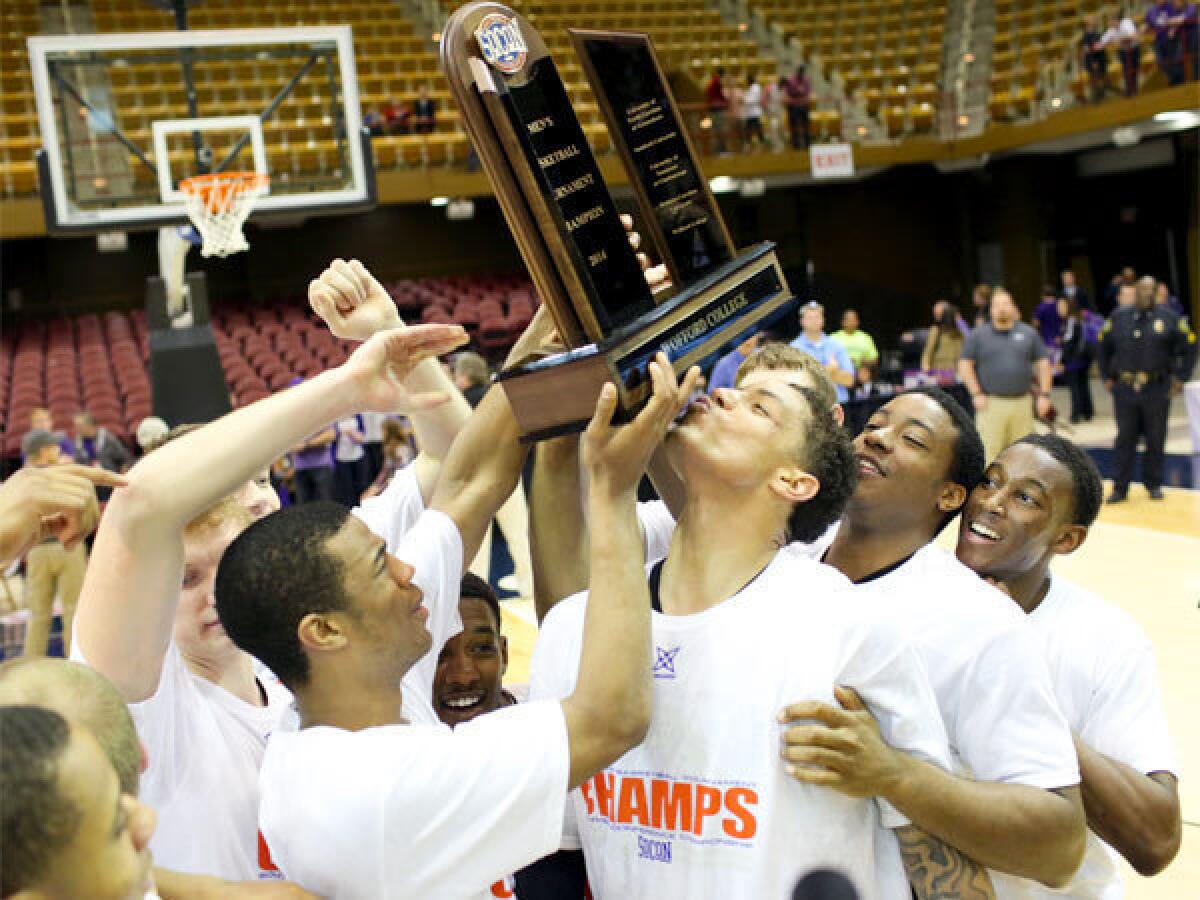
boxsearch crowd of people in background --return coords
[363,84,438,137]
[704,64,812,154]
[1081,1,1199,102]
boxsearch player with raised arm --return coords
[71,324,469,881]
[955,434,1181,896]
[211,356,699,898]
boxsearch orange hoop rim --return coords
[179,171,269,212]
[178,171,269,195]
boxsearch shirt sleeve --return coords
[960,330,980,362]
[864,334,879,363]
[1080,638,1177,776]
[955,623,1080,789]
[637,500,676,565]
[836,608,952,829]
[395,509,465,714]
[352,462,425,553]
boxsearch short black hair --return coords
[459,572,502,631]
[786,386,857,544]
[0,705,81,896]
[215,502,353,690]
[903,387,986,530]
[1014,434,1103,527]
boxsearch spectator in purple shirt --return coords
[1033,284,1064,347]
[286,379,336,504]
[779,65,812,150]
[708,332,762,392]
[1147,1,1185,84]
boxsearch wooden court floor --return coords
[500,486,1199,896]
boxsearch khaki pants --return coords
[23,541,86,658]
[976,393,1035,463]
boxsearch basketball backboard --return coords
[28,26,375,233]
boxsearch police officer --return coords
[1098,279,1197,502]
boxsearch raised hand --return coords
[341,324,469,413]
[0,464,128,562]
[582,352,702,497]
[504,303,565,368]
[309,258,403,341]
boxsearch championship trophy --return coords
[441,3,797,440]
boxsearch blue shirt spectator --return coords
[789,302,855,402]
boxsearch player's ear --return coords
[769,466,819,506]
[499,634,509,675]
[1051,524,1087,557]
[297,612,349,655]
[937,482,967,516]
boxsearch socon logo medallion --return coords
[475,13,527,75]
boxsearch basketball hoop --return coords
[178,171,268,257]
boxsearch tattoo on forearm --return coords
[897,826,995,900]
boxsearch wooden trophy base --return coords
[498,242,795,442]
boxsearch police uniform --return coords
[1098,304,1198,499]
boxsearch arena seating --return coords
[443,0,784,148]
[989,0,1165,121]
[745,0,944,137]
[0,0,791,197]
[0,273,536,458]
[0,0,41,195]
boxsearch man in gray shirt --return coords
[959,288,1053,460]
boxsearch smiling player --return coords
[956,434,1181,897]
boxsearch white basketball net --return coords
[179,172,268,258]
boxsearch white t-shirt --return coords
[260,701,569,900]
[796,543,1079,789]
[74,640,294,880]
[741,82,763,118]
[991,577,1178,900]
[530,552,951,900]
[637,505,1077,788]
[335,417,365,463]
[1102,17,1138,46]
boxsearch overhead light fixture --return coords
[957,114,970,126]
[709,176,738,194]
[1153,111,1199,127]
[430,196,449,207]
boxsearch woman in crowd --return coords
[921,302,965,375]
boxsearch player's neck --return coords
[298,680,405,732]
[182,648,263,707]
[661,495,781,615]
[1001,561,1053,616]
[826,511,933,583]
